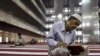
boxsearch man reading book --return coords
[46,13,88,56]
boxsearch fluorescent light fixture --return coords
[83,15,92,19]
[69,9,70,12]
[63,8,68,13]
[45,31,49,35]
[77,9,80,12]
[64,16,68,20]
[51,15,56,18]
[94,23,99,27]
[86,22,90,26]
[46,17,55,21]
[83,16,87,19]
[77,8,80,12]
[6,37,8,42]
[50,10,53,13]
[82,22,90,27]
[79,2,82,5]
[57,14,63,20]
[76,31,82,35]
[82,0,90,4]
[75,7,80,12]
[0,37,2,42]
[65,9,68,12]
[82,23,85,27]
[45,24,53,28]
[83,37,88,43]
[38,39,44,42]
[46,10,49,13]
[57,14,62,18]
[46,9,54,13]
[87,16,92,18]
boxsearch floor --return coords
[0,44,99,56]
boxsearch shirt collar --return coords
[61,21,66,32]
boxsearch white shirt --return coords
[46,21,76,48]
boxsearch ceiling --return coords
[0,0,99,36]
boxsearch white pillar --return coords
[82,0,99,43]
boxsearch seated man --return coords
[46,13,88,56]
[15,33,25,46]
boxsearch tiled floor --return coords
[88,45,100,56]
[0,44,48,56]
[0,44,99,56]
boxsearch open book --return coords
[67,45,84,55]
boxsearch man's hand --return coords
[57,42,68,48]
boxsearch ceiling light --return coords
[50,10,53,13]
[82,0,90,4]
[63,8,68,13]
[68,9,70,12]
[45,24,53,28]
[83,38,88,43]
[45,31,49,35]
[57,14,63,19]
[51,15,56,18]
[76,31,82,35]
[64,16,68,20]
[82,22,91,27]
[79,2,82,5]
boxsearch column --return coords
[82,0,99,43]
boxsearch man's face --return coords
[66,19,80,31]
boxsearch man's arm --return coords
[46,23,58,48]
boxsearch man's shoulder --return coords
[71,29,76,34]
[53,21,64,26]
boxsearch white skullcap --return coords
[71,13,81,21]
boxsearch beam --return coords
[40,0,46,12]
[12,0,45,27]
[31,0,46,21]
[0,10,43,35]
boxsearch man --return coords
[46,14,88,56]
[15,33,25,46]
